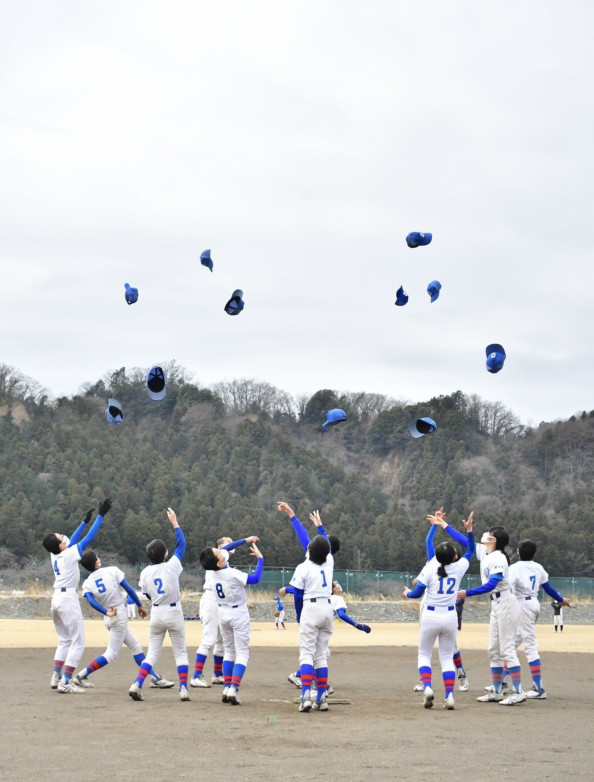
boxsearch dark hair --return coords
[518,539,537,561]
[42,533,61,555]
[199,547,220,571]
[146,539,167,564]
[435,542,457,579]
[328,535,341,555]
[80,550,99,572]
[308,535,330,566]
[489,526,511,564]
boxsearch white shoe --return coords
[525,685,547,700]
[222,686,231,703]
[484,684,511,696]
[190,676,211,688]
[129,682,144,701]
[423,687,434,709]
[150,677,175,689]
[179,685,191,701]
[326,684,334,696]
[211,675,225,685]
[50,672,60,690]
[288,673,302,688]
[299,689,312,712]
[73,674,94,688]
[57,679,86,693]
[228,686,241,705]
[500,690,527,706]
[312,693,328,711]
[477,690,504,702]
[413,681,424,692]
[444,693,455,710]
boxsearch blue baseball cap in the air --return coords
[322,409,347,428]
[486,344,506,373]
[408,417,437,438]
[427,280,441,302]
[200,249,213,272]
[124,283,138,305]
[106,399,124,425]
[406,232,432,248]
[395,286,409,306]
[146,366,167,401]
[224,289,245,316]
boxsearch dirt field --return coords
[1,620,592,782]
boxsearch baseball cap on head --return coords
[322,408,347,428]
[395,285,409,306]
[408,417,437,438]
[406,232,432,248]
[124,283,138,305]
[146,366,167,401]
[427,281,441,302]
[224,289,244,315]
[106,398,124,425]
[486,343,506,373]
[200,249,213,272]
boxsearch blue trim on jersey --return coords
[542,581,564,603]
[336,607,358,627]
[425,525,437,560]
[407,582,427,599]
[293,587,304,622]
[466,573,503,597]
[174,527,186,561]
[121,578,142,607]
[246,557,264,585]
[84,591,108,616]
[74,512,106,555]
[290,515,310,552]
[463,531,476,561]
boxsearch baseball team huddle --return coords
[42,498,570,712]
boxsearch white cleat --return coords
[477,690,504,702]
[150,677,175,689]
[312,693,328,711]
[50,672,60,690]
[423,687,434,709]
[500,690,527,706]
[458,677,469,692]
[222,686,231,703]
[211,675,225,685]
[444,693,455,710]
[228,687,241,705]
[525,685,547,700]
[129,682,144,701]
[287,673,302,688]
[190,676,211,688]
[179,685,191,702]
[73,675,94,688]
[413,681,424,692]
[299,689,312,712]
[57,679,86,694]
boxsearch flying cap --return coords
[146,366,167,401]
[427,280,441,302]
[106,398,124,426]
[408,417,437,438]
[124,283,138,305]
[322,409,347,428]
[200,249,213,272]
[486,343,506,373]
[224,289,244,316]
[395,285,409,306]
[406,232,432,248]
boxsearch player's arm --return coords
[70,509,95,546]
[76,499,113,553]
[462,530,476,562]
[458,573,503,599]
[542,581,570,606]
[335,607,371,633]
[278,502,310,551]
[220,536,259,552]
[425,525,437,560]
[292,587,304,623]
[245,543,264,584]
[167,509,186,560]
[281,585,295,595]
[403,581,427,599]
[84,591,110,616]
[309,511,330,543]
[121,578,142,607]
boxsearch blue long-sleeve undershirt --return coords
[293,587,304,622]
[425,526,437,559]
[290,516,330,552]
[246,557,264,585]
[221,538,248,552]
[173,527,186,561]
[406,582,427,599]
[463,531,476,561]
[283,585,296,595]
[336,607,358,627]
[466,573,503,597]
[70,521,87,546]
[542,581,564,603]
[121,578,141,606]
[84,592,109,616]
[72,513,106,555]
[445,524,468,548]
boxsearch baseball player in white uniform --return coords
[129,508,190,702]
[458,526,526,705]
[404,517,475,710]
[191,536,259,689]
[72,550,174,690]
[199,540,264,705]
[509,539,570,699]
[42,499,112,693]
[289,534,334,712]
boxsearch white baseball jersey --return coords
[51,545,82,590]
[201,569,218,604]
[290,554,334,599]
[213,566,249,607]
[139,555,183,605]
[476,543,511,590]
[416,558,470,607]
[330,594,347,615]
[82,566,127,609]
[508,560,550,598]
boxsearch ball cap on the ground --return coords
[406,232,432,248]
[106,398,124,425]
[408,417,437,438]
[146,366,167,401]
[427,280,441,302]
[124,283,138,305]
[395,285,409,306]
[200,249,213,272]
[322,408,347,427]
[224,289,245,315]
[486,343,506,373]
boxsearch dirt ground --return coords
[1,620,592,782]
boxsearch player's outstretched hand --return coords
[245,535,259,544]
[277,502,294,517]
[427,507,446,528]
[98,498,113,517]
[457,589,467,600]
[463,511,474,532]
[561,598,571,607]
[83,508,95,524]
[309,510,322,528]
[250,542,263,559]
[356,623,371,633]
[167,507,179,527]
[138,606,148,619]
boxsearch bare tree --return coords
[212,378,297,417]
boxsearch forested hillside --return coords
[1,363,593,578]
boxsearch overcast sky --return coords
[1,1,593,427]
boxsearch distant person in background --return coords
[274,595,286,629]
[552,600,564,632]
[126,592,137,620]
